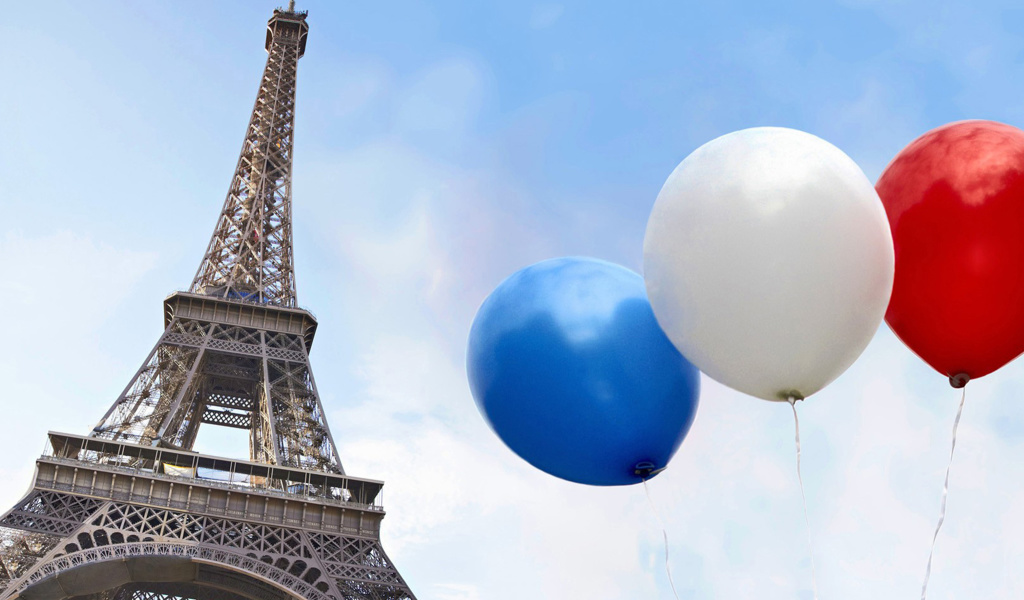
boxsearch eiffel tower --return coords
[0,5,416,600]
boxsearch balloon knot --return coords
[778,390,805,402]
[634,461,666,479]
[949,373,970,389]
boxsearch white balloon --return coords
[643,127,894,402]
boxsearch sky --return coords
[4,1,1024,598]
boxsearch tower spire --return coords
[190,9,309,307]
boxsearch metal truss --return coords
[92,317,342,473]
[0,455,415,600]
[0,5,417,600]
[190,7,307,307]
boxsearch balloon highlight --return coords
[643,127,894,401]
[877,120,1024,382]
[466,257,700,486]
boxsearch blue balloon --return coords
[467,257,700,486]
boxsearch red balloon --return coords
[877,120,1024,383]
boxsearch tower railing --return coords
[42,432,384,510]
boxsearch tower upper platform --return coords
[267,6,309,58]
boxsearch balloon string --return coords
[920,386,967,600]
[642,478,681,600]
[789,397,819,600]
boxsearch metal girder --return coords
[189,8,305,308]
[201,407,252,429]
[91,314,343,473]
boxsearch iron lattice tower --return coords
[0,7,416,600]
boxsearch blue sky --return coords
[5,1,1024,599]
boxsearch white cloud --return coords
[0,230,157,511]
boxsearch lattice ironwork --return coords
[202,408,252,429]
[16,542,334,600]
[307,532,411,597]
[94,503,313,559]
[0,478,413,598]
[267,359,338,472]
[1,5,415,600]
[189,7,306,308]
[92,339,203,446]
[206,392,256,410]
[0,491,104,536]
[91,312,340,470]
[0,491,103,592]
[0,528,62,591]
